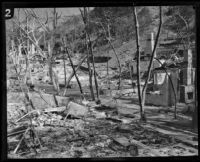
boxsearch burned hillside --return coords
[5,6,198,159]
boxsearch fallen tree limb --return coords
[8,125,28,136]
[13,127,30,154]
[16,106,66,123]
[8,129,26,137]
[15,110,40,123]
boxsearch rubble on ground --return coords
[7,92,198,158]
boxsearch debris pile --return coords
[7,95,198,158]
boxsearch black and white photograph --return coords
[2,3,198,159]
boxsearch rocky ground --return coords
[7,86,198,158]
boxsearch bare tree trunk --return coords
[47,42,53,83]
[141,6,162,112]
[63,53,67,86]
[43,31,46,49]
[107,58,111,90]
[52,69,60,94]
[26,14,33,86]
[88,37,100,101]
[61,41,67,87]
[80,8,95,101]
[53,8,56,30]
[63,55,87,96]
[192,50,197,129]
[24,13,29,85]
[47,41,60,94]
[132,5,144,121]
[50,8,60,94]
[86,7,100,102]
[86,40,95,101]
[66,46,83,95]
[85,32,95,100]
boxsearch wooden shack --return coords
[145,68,179,106]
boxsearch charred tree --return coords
[80,8,96,101]
[65,55,87,89]
[141,6,163,118]
[132,5,144,121]
[86,8,100,103]
[65,45,83,95]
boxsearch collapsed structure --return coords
[129,32,196,106]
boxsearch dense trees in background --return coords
[65,6,194,54]
[7,6,195,56]
[163,6,195,49]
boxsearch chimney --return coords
[181,49,193,85]
[144,32,155,57]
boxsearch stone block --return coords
[64,101,88,118]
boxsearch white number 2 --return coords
[5,9,11,18]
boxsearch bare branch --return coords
[29,9,49,33]
[12,20,46,58]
